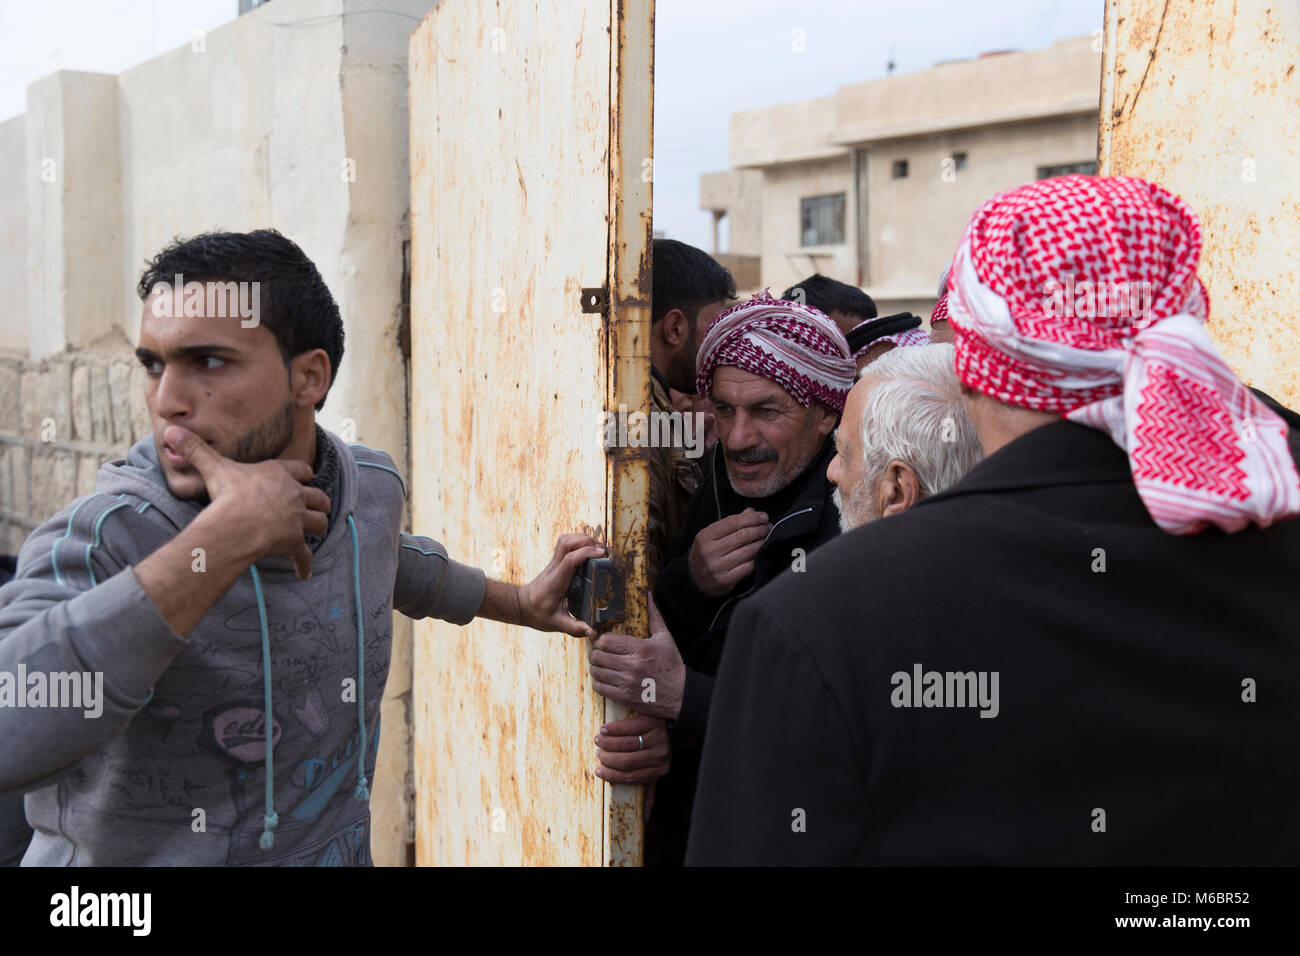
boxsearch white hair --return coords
[857,343,981,497]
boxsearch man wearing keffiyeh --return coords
[929,263,955,344]
[587,290,853,865]
[687,175,1300,866]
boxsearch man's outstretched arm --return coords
[395,532,604,638]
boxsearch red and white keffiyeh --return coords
[696,289,855,414]
[930,293,950,326]
[948,174,1300,535]
[873,326,932,351]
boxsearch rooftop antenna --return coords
[886,43,896,75]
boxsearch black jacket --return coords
[686,418,1300,865]
[647,436,841,865]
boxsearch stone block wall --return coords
[0,343,147,554]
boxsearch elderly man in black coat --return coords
[588,290,856,865]
[686,175,1300,865]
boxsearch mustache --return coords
[726,448,778,465]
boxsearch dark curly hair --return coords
[137,229,344,411]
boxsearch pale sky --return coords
[0,0,1103,250]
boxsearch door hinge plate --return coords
[580,286,609,315]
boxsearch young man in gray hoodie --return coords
[0,229,602,866]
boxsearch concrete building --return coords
[700,35,1103,321]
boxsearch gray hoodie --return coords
[0,428,485,865]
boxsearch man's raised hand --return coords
[687,507,771,597]
[164,424,329,580]
[516,533,606,638]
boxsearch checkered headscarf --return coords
[930,293,950,326]
[948,174,1300,534]
[696,290,855,414]
[873,326,932,351]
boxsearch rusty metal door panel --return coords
[409,0,652,865]
[1100,0,1300,407]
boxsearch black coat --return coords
[647,436,841,865]
[686,417,1300,865]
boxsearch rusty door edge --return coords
[603,0,655,867]
[1097,0,1121,175]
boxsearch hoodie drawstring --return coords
[253,512,369,851]
[249,564,278,850]
[346,514,369,802]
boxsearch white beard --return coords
[832,482,879,533]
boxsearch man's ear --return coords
[814,404,838,438]
[291,349,332,409]
[876,460,923,518]
[658,308,688,348]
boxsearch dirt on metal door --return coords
[408,0,653,865]
[1099,0,1300,407]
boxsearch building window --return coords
[892,159,909,179]
[800,193,846,246]
[1037,161,1098,179]
[952,151,967,171]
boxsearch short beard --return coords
[229,399,297,463]
[725,429,822,499]
[169,399,296,503]
[666,323,699,394]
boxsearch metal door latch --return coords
[566,557,624,628]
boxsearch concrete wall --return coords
[757,154,856,294]
[0,118,28,353]
[730,95,840,168]
[713,253,761,290]
[0,0,433,866]
[699,168,762,255]
[26,71,123,359]
[862,112,1098,299]
[837,35,1102,142]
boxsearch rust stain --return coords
[636,219,654,298]
[1128,0,1172,122]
